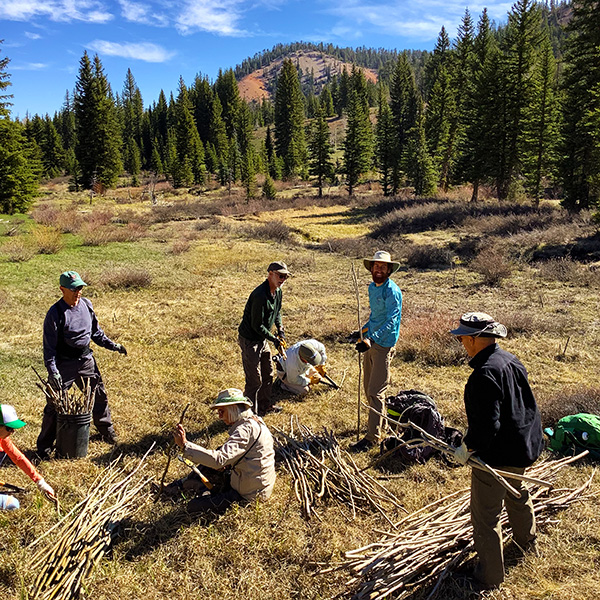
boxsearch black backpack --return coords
[382,390,462,464]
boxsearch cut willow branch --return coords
[274,418,406,525]
[325,453,593,600]
[29,447,155,600]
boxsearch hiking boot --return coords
[101,431,119,445]
[349,438,374,453]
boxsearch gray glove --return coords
[115,344,127,356]
[48,372,62,391]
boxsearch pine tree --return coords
[208,95,228,181]
[308,107,334,197]
[0,42,41,213]
[150,138,163,175]
[405,100,437,197]
[342,89,373,195]
[320,86,335,117]
[173,77,205,186]
[497,0,544,199]
[214,69,241,138]
[237,102,256,199]
[74,52,123,189]
[121,69,143,184]
[262,174,277,199]
[375,87,395,196]
[389,54,419,193]
[560,0,600,210]
[522,30,559,202]
[274,59,307,179]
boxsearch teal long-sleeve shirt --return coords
[238,280,282,343]
[365,278,402,348]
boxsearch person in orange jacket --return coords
[0,404,55,510]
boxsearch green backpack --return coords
[546,413,600,459]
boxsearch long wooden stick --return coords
[157,402,190,498]
[351,263,363,442]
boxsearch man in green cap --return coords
[238,261,290,416]
[172,388,276,514]
[37,271,128,458]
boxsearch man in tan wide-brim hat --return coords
[172,388,276,514]
[350,251,403,452]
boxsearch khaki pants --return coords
[470,466,536,586]
[363,342,393,443]
[238,335,273,415]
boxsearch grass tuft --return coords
[32,226,64,254]
[99,267,152,289]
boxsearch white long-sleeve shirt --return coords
[279,339,327,386]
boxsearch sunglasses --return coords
[276,273,288,280]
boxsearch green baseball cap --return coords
[59,271,87,290]
[0,404,27,429]
[210,388,252,409]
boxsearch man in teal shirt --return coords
[351,251,403,452]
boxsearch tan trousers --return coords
[470,466,536,586]
[363,342,393,443]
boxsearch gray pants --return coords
[363,342,394,443]
[471,466,536,586]
[238,335,273,416]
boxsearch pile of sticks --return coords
[29,449,154,600]
[325,453,594,600]
[33,367,95,415]
[274,420,406,526]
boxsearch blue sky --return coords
[1,0,513,118]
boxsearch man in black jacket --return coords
[38,271,127,458]
[451,312,543,589]
[238,262,289,416]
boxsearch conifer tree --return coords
[74,52,123,189]
[375,88,395,196]
[274,59,307,179]
[0,42,41,213]
[190,74,213,143]
[559,0,600,210]
[405,100,437,197]
[320,86,335,117]
[173,77,205,186]
[308,107,334,197]
[121,69,143,184]
[214,69,241,138]
[522,31,559,202]
[208,95,228,181]
[265,126,281,180]
[389,54,419,193]
[262,174,277,199]
[237,102,257,198]
[342,89,373,195]
[150,138,163,175]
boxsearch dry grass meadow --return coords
[1,180,599,600]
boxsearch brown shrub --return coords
[99,267,152,290]
[324,237,381,258]
[80,223,146,246]
[537,258,581,283]
[1,238,35,262]
[32,226,64,254]
[538,387,600,428]
[405,245,452,269]
[498,310,575,337]
[245,220,293,243]
[396,309,466,366]
[170,239,191,254]
[470,246,513,286]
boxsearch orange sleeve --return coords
[0,437,42,483]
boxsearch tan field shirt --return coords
[183,415,276,501]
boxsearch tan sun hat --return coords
[363,251,400,274]
[210,388,252,409]
[298,341,323,366]
[450,312,507,338]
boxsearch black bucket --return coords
[56,412,92,458]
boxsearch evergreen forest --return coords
[1,0,599,214]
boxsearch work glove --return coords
[315,364,327,376]
[355,339,371,353]
[37,478,55,499]
[309,373,322,385]
[115,344,127,356]
[454,442,475,466]
[48,372,62,391]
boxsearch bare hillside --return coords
[238,49,377,102]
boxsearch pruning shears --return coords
[177,455,214,490]
[0,481,29,494]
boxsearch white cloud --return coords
[86,40,176,62]
[175,0,249,36]
[12,62,49,70]
[0,0,113,23]
[118,0,169,26]
[25,31,42,39]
